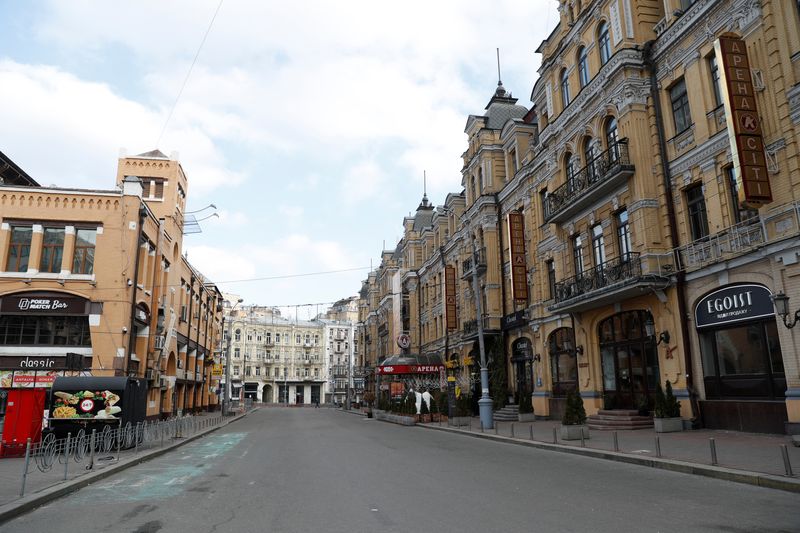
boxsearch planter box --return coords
[373,410,416,426]
[654,417,683,433]
[560,424,589,441]
[449,416,471,427]
[518,412,536,422]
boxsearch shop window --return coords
[670,78,692,134]
[598,22,611,65]
[72,228,97,275]
[6,225,32,272]
[0,315,91,346]
[548,328,577,397]
[686,184,709,241]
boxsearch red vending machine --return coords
[1,389,46,457]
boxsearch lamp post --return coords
[223,298,244,416]
[771,292,800,329]
[471,238,494,430]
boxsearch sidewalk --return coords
[0,408,253,524]
[417,416,800,493]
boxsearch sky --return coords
[0,0,559,317]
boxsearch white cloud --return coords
[215,209,249,227]
[278,205,304,219]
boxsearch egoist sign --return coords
[695,284,774,328]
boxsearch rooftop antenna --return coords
[496,47,502,87]
[424,170,427,196]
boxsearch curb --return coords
[419,423,800,494]
[0,409,254,525]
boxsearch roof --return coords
[412,208,435,231]
[135,149,169,159]
[0,150,40,187]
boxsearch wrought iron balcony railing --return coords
[554,253,641,304]
[676,217,765,272]
[544,139,634,223]
[462,247,487,279]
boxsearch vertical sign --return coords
[715,33,772,208]
[507,212,529,302]
[445,265,457,331]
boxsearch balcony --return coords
[461,247,487,280]
[548,252,676,313]
[544,139,634,224]
[462,316,501,339]
[676,203,800,274]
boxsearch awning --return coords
[376,353,444,375]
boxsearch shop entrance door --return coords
[295,385,304,405]
[599,311,659,410]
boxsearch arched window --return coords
[477,168,484,194]
[560,68,571,108]
[598,22,611,65]
[564,152,575,190]
[584,137,596,182]
[234,329,241,342]
[605,116,619,161]
[578,46,590,88]
[548,328,578,397]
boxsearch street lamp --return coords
[644,316,671,345]
[771,292,800,328]
[470,237,494,430]
[223,298,244,416]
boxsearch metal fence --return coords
[15,414,226,500]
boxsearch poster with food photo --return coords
[0,371,13,388]
[52,390,122,419]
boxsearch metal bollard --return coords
[655,435,661,458]
[511,423,515,439]
[552,427,557,444]
[529,425,533,440]
[20,438,32,497]
[613,431,619,452]
[709,438,718,465]
[64,433,72,480]
[780,444,794,477]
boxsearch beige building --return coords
[358,0,800,434]
[0,149,223,421]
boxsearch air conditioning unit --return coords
[145,368,158,381]
[159,376,168,389]
[154,336,166,350]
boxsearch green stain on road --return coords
[74,432,247,503]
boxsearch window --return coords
[314,368,319,377]
[477,168,484,194]
[540,189,549,218]
[274,367,280,377]
[233,347,241,358]
[142,178,165,200]
[255,367,261,376]
[234,329,241,342]
[73,229,96,275]
[670,79,692,134]
[584,138,596,182]
[560,69,571,108]
[6,225,32,272]
[578,46,589,87]
[605,116,618,159]
[617,210,632,259]
[680,0,696,9]
[245,366,251,376]
[709,55,722,107]
[265,333,271,344]
[40,227,65,273]
[598,22,611,65]
[546,260,556,300]
[276,333,281,344]
[572,235,585,275]
[247,333,253,342]
[726,166,759,223]
[592,224,606,267]
[564,153,575,192]
[296,334,301,344]
[233,366,240,376]
[0,315,91,346]
[314,334,319,345]
[686,184,709,241]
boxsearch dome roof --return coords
[484,82,528,129]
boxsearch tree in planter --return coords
[664,381,681,418]
[562,391,587,425]
[362,391,376,408]
[654,383,667,418]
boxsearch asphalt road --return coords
[3,408,800,533]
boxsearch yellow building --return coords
[0,149,223,421]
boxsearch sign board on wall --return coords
[695,284,774,329]
[445,265,457,331]
[507,212,528,302]
[714,33,772,208]
[0,294,89,314]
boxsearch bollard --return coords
[88,429,96,470]
[780,444,794,477]
[529,425,533,441]
[64,433,72,480]
[20,438,32,497]
[552,427,557,444]
[709,437,718,466]
[511,423,515,439]
[613,431,619,453]
[655,435,661,458]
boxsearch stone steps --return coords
[587,409,653,430]
[493,404,519,421]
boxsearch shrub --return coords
[562,391,586,426]
[362,391,375,407]
[664,381,681,418]
[654,383,667,418]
